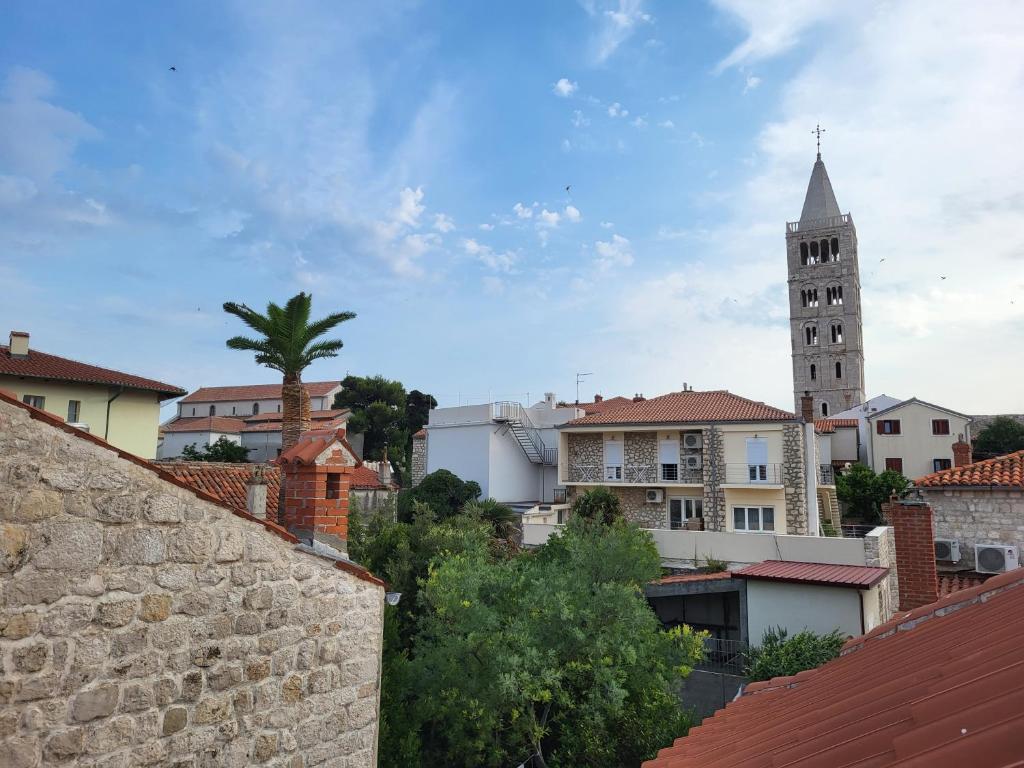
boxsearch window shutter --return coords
[876,421,884,435]
[745,438,768,465]
[604,440,623,466]
[659,439,679,465]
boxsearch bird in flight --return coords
[879,258,885,263]
[940,276,947,280]
[169,66,177,72]
[565,185,571,193]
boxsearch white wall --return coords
[834,394,902,464]
[830,426,859,463]
[868,401,971,479]
[746,580,866,644]
[157,430,241,459]
[488,426,543,502]
[178,395,334,418]
[425,423,493,497]
[240,431,282,463]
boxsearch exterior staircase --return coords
[492,402,556,465]
[817,486,842,535]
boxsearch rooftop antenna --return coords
[575,372,593,404]
[812,123,826,161]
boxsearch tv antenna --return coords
[575,372,593,404]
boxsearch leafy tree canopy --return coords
[396,469,481,522]
[974,416,1024,459]
[745,626,845,682]
[570,486,623,525]
[180,436,250,463]
[836,464,909,524]
[406,389,437,436]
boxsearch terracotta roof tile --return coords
[274,428,360,466]
[240,410,349,433]
[413,428,427,439]
[179,381,340,404]
[577,396,634,415]
[0,344,185,397]
[732,560,889,588]
[161,462,281,518]
[915,450,1024,489]
[643,567,1024,768]
[655,571,732,585]
[814,417,859,433]
[566,390,796,426]
[939,572,990,597]
[161,416,247,434]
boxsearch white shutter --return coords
[745,438,768,465]
[604,440,623,466]
[658,439,679,465]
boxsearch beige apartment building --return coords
[866,398,971,480]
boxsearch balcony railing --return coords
[567,464,703,485]
[819,464,835,485]
[722,463,783,484]
[786,213,851,233]
[696,637,749,675]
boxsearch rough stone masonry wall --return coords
[926,488,1024,570]
[782,425,808,535]
[863,526,898,625]
[410,436,427,487]
[623,432,657,473]
[0,398,384,768]
[701,428,725,532]
[611,487,665,529]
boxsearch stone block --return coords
[3,736,39,768]
[254,731,279,762]
[282,674,303,703]
[113,528,166,565]
[180,670,203,701]
[94,493,140,523]
[154,677,178,706]
[44,728,85,761]
[155,565,196,591]
[168,527,211,564]
[162,707,188,736]
[1,611,40,640]
[234,613,261,635]
[121,682,154,712]
[8,489,61,522]
[33,519,103,571]
[215,529,245,563]
[13,641,48,673]
[144,493,185,523]
[95,595,137,628]
[140,593,172,623]
[0,523,29,573]
[193,696,231,724]
[71,683,120,722]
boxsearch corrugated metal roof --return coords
[732,560,889,588]
[643,567,1024,768]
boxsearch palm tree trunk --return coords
[281,374,312,451]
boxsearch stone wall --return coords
[701,427,725,532]
[0,397,384,768]
[612,487,665,529]
[623,432,656,472]
[782,425,808,535]
[410,435,427,487]
[924,487,1024,570]
[863,526,898,624]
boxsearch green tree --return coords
[180,436,251,463]
[836,463,909,524]
[974,416,1024,459]
[223,292,354,451]
[744,626,845,682]
[396,469,481,522]
[570,486,623,525]
[462,498,519,541]
[400,517,703,767]
[406,389,437,437]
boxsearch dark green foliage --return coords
[462,498,519,541]
[396,469,481,522]
[836,463,909,524]
[405,389,437,436]
[974,416,1024,459]
[180,436,250,463]
[744,626,845,682]
[701,555,728,573]
[570,486,623,525]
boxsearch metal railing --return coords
[567,464,603,483]
[786,213,852,233]
[697,637,749,675]
[819,464,835,485]
[722,463,783,484]
[492,401,555,465]
[567,464,704,484]
[841,524,878,539]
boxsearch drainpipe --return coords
[105,386,124,441]
[801,393,820,536]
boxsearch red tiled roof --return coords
[161,416,247,434]
[732,560,889,588]
[275,428,358,466]
[577,396,634,415]
[0,344,185,398]
[566,390,796,426]
[240,410,349,433]
[179,381,340,404]
[241,408,349,424]
[643,566,1024,768]
[413,428,427,439]
[655,571,732,585]
[814,417,859,433]
[939,572,990,597]
[915,449,1024,489]
[161,462,282,518]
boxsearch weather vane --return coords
[812,124,826,159]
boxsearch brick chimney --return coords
[883,494,939,611]
[632,393,645,402]
[9,331,29,358]
[800,391,815,424]
[593,394,603,403]
[246,464,268,520]
[275,428,356,554]
[952,435,972,468]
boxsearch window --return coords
[805,325,818,346]
[885,457,904,473]
[604,439,623,481]
[835,361,842,379]
[67,400,81,422]
[831,324,843,344]
[809,241,819,262]
[191,407,196,416]
[801,288,819,308]
[659,438,679,481]
[277,404,282,412]
[800,242,809,265]
[826,285,844,305]
[669,498,702,530]
[553,488,567,504]
[22,394,45,409]
[326,473,343,499]
[831,237,839,258]
[232,406,236,415]
[820,239,830,262]
[209,405,216,416]
[821,402,829,416]
[746,438,768,482]
[933,458,952,472]
[877,420,902,435]
[733,506,775,532]
[253,402,260,415]
[932,419,950,435]
[810,364,817,381]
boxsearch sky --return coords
[1,0,1022,421]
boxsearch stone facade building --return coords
[0,390,385,767]
[787,151,866,418]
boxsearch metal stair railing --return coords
[492,402,554,465]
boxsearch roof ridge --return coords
[0,344,185,395]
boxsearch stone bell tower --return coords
[786,136,865,418]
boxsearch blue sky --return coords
[2,1,1023,418]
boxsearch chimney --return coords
[800,391,815,424]
[246,464,268,520]
[883,494,939,611]
[378,447,393,487]
[544,392,556,409]
[952,435,972,468]
[9,331,29,358]
[632,393,645,402]
[593,394,603,403]
[276,428,354,555]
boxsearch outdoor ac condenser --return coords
[934,539,961,562]
[645,489,664,503]
[683,454,703,470]
[683,433,703,450]
[975,544,1019,574]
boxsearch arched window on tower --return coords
[836,361,842,379]
[253,402,260,415]
[809,241,819,263]
[801,289,807,308]
[820,239,830,262]
[831,323,844,344]
[800,242,809,265]
[821,402,829,416]
[827,285,844,306]
[805,325,818,346]
[810,364,817,381]
[209,405,215,416]
[831,237,839,259]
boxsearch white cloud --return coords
[564,205,582,223]
[462,237,516,272]
[433,212,455,232]
[658,119,675,129]
[743,74,762,93]
[607,102,629,118]
[479,222,494,231]
[393,186,425,227]
[513,202,533,219]
[572,110,590,128]
[690,131,706,148]
[600,220,615,229]
[583,0,654,63]
[552,78,578,97]
[0,175,37,206]
[658,94,680,103]
[201,209,249,238]
[538,209,561,227]
[631,116,648,128]
[561,138,572,153]
[594,234,634,271]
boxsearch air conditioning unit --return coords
[934,539,960,562]
[683,433,703,450]
[975,544,1019,574]
[682,454,703,470]
[645,489,664,503]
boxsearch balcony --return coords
[721,463,783,485]
[786,213,851,233]
[566,464,703,485]
[819,464,835,485]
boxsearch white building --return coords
[831,394,902,465]
[175,381,342,418]
[865,398,972,480]
[422,393,582,505]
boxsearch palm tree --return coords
[223,292,355,450]
[463,498,520,542]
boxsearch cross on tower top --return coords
[812,124,826,160]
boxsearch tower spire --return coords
[812,124,825,161]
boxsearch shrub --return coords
[571,486,623,525]
[744,626,845,682]
[395,469,481,522]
